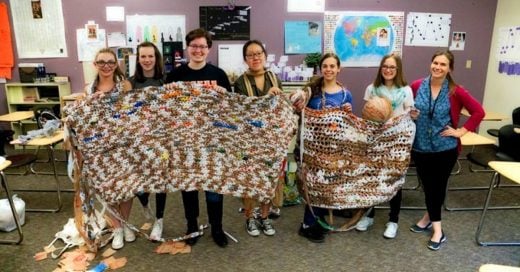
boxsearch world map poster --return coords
[324,11,404,67]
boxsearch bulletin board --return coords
[405,12,452,47]
[9,0,68,58]
[199,6,250,40]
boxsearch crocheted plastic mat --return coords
[64,83,298,205]
[300,105,416,209]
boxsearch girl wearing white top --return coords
[355,54,414,239]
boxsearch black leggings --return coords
[367,189,402,223]
[136,193,167,219]
[412,148,458,222]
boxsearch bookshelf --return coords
[4,82,71,139]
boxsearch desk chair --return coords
[475,161,520,246]
[30,110,67,176]
[8,131,64,213]
[5,153,38,175]
[0,159,24,244]
[442,133,493,211]
[487,107,520,137]
[446,129,520,211]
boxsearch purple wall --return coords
[2,0,497,115]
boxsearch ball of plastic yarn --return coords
[362,96,393,123]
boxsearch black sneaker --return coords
[212,227,228,248]
[298,224,325,243]
[316,219,332,235]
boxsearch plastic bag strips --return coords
[64,83,298,205]
[301,105,416,209]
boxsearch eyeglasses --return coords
[382,65,397,71]
[95,60,117,67]
[246,52,264,60]
[188,44,209,50]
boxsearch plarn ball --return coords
[362,97,393,123]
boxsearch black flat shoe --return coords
[212,229,228,248]
[298,224,325,243]
[427,233,447,251]
[409,222,432,233]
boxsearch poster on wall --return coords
[449,31,466,51]
[76,28,106,62]
[85,22,99,41]
[405,12,451,47]
[126,15,186,49]
[199,6,250,40]
[9,0,68,58]
[324,11,404,67]
[218,44,246,82]
[496,26,520,75]
[284,21,322,54]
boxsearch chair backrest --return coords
[512,107,520,125]
[498,124,520,161]
[35,108,60,129]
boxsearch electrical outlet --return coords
[466,60,472,69]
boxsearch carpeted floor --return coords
[1,147,520,272]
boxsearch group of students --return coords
[292,50,484,252]
[87,27,484,251]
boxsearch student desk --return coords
[446,132,496,176]
[461,108,509,121]
[0,111,38,171]
[0,159,24,244]
[444,132,498,211]
[479,264,520,272]
[461,131,496,146]
[475,161,520,246]
[0,111,35,142]
[9,130,64,212]
[0,111,34,123]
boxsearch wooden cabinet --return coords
[4,82,71,139]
